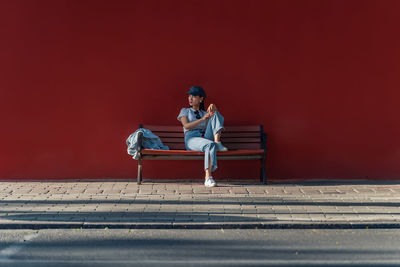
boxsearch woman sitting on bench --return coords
[177,86,228,187]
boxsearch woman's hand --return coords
[207,104,217,115]
[202,112,213,121]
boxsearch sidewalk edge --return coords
[1,222,400,230]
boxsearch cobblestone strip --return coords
[1,182,400,227]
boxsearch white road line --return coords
[0,232,38,261]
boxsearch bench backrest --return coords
[141,124,265,150]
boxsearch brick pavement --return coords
[0,181,399,229]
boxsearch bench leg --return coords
[260,158,266,184]
[137,157,142,185]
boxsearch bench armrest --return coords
[137,131,143,153]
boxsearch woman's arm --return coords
[179,104,217,130]
[180,113,212,130]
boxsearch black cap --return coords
[186,86,206,98]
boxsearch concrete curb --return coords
[1,222,400,230]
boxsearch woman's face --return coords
[188,94,203,107]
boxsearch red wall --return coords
[1,0,400,180]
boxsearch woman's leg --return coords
[203,111,224,141]
[203,111,227,151]
[205,157,212,179]
[186,136,218,177]
[213,130,221,142]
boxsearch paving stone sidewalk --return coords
[0,181,400,229]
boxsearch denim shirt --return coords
[177,108,207,134]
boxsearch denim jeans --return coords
[184,111,224,172]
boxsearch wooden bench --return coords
[135,124,267,185]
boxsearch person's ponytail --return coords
[200,100,205,111]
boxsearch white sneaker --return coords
[204,177,217,187]
[215,142,228,152]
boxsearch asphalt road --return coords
[0,229,399,266]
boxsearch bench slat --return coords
[221,137,261,143]
[161,137,261,143]
[223,126,261,132]
[223,132,261,137]
[152,132,184,138]
[165,144,186,150]
[154,132,261,139]
[143,125,181,132]
[160,138,184,143]
[163,143,261,150]
[225,143,262,149]
[143,125,261,133]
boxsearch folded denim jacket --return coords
[126,128,169,159]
